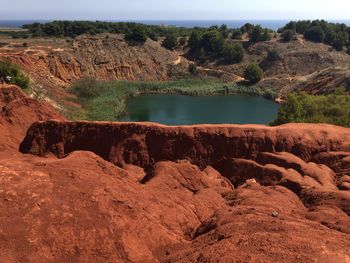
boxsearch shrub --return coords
[244,64,263,84]
[162,33,178,50]
[0,61,30,89]
[198,48,206,63]
[304,26,325,43]
[148,32,159,41]
[249,25,271,42]
[188,64,198,75]
[201,30,225,54]
[70,77,99,98]
[179,37,187,46]
[240,23,254,34]
[331,32,348,51]
[125,26,147,43]
[271,88,350,127]
[188,30,202,50]
[266,48,281,61]
[220,24,229,39]
[281,30,296,42]
[23,42,28,47]
[231,29,242,40]
[222,42,244,63]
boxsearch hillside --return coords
[0,84,350,262]
[1,33,350,102]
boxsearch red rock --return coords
[1,84,350,262]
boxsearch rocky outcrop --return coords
[0,85,63,153]
[20,121,350,168]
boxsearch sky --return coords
[1,0,350,20]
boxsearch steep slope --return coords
[0,36,189,92]
[0,84,63,153]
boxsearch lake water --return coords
[121,94,280,125]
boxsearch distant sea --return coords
[1,19,350,31]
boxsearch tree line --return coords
[279,20,350,52]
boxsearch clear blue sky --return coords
[1,0,349,20]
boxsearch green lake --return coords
[121,94,280,125]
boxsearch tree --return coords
[281,30,296,42]
[188,30,202,50]
[148,31,159,41]
[201,30,225,54]
[179,37,187,46]
[220,24,229,39]
[198,48,206,63]
[125,26,147,42]
[222,42,244,63]
[240,23,254,34]
[331,32,348,51]
[0,61,30,89]
[244,64,263,84]
[162,33,178,50]
[231,29,242,40]
[249,25,271,42]
[304,26,325,43]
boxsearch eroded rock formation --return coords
[1,85,350,262]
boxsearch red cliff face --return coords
[1,85,350,262]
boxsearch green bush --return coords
[70,77,100,98]
[271,88,350,127]
[281,30,296,42]
[125,26,147,43]
[162,33,178,50]
[249,25,271,42]
[244,64,263,84]
[304,26,325,43]
[148,32,159,41]
[0,61,30,89]
[222,42,244,63]
[266,48,281,61]
[231,29,242,40]
[188,64,198,75]
[188,30,202,50]
[179,37,187,46]
[201,30,225,54]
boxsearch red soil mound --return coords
[1,85,350,262]
[0,84,64,154]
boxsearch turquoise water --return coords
[121,94,280,125]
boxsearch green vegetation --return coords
[281,29,296,42]
[231,29,242,40]
[304,26,325,43]
[162,33,178,50]
[124,26,147,42]
[0,61,30,89]
[222,42,244,63]
[23,21,194,39]
[266,48,281,61]
[69,78,276,121]
[271,88,350,127]
[244,64,263,84]
[248,25,272,42]
[280,20,350,51]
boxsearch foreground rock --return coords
[1,85,350,262]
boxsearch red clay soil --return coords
[1,84,350,262]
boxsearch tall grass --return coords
[69,78,277,121]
